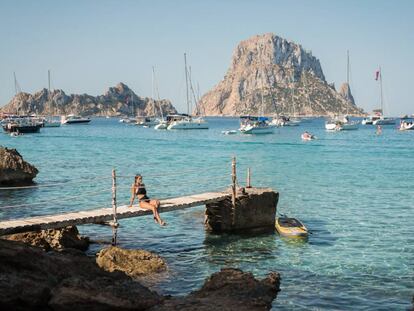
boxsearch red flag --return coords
[375,70,380,81]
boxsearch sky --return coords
[0,0,413,115]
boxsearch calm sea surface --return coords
[0,117,413,310]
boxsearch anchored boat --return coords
[61,114,91,124]
[275,216,308,237]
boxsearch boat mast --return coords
[379,66,383,114]
[184,53,190,116]
[153,66,164,120]
[48,69,51,93]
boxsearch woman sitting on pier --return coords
[129,174,166,226]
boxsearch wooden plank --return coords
[0,191,230,235]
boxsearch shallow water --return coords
[1,117,413,310]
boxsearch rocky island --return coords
[197,33,364,116]
[0,82,177,117]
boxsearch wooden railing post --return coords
[111,169,119,246]
[246,168,251,188]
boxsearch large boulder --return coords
[96,246,167,278]
[3,226,89,251]
[153,268,281,311]
[0,239,162,311]
[0,147,38,185]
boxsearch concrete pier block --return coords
[205,187,278,233]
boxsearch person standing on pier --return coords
[129,174,166,226]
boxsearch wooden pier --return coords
[0,191,230,236]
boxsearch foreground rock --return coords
[152,268,281,311]
[197,33,364,116]
[0,147,38,186]
[0,82,177,117]
[96,246,166,277]
[3,226,89,251]
[0,239,162,311]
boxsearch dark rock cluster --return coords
[0,146,38,186]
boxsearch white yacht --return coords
[239,116,274,134]
[372,116,395,125]
[325,119,342,131]
[135,116,158,127]
[61,114,91,124]
[167,114,208,130]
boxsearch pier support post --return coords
[205,187,278,234]
[246,168,251,188]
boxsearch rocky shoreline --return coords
[0,227,281,310]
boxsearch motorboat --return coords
[239,116,274,134]
[42,117,61,127]
[167,114,209,130]
[325,119,342,131]
[275,216,308,237]
[399,119,414,131]
[362,115,381,125]
[61,114,91,124]
[301,132,315,141]
[372,116,396,125]
[271,115,300,127]
[135,116,158,127]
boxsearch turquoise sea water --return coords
[0,117,413,310]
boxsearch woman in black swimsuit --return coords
[129,174,166,226]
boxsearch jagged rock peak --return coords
[338,82,355,105]
[198,33,364,116]
[231,33,325,82]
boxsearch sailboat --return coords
[167,53,209,130]
[371,67,395,125]
[239,47,274,134]
[43,70,61,127]
[152,66,168,130]
[325,51,358,131]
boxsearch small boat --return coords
[301,132,315,141]
[135,116,158,127]
[399,119,414,131]
[239,116,274,134]
[372,116,396,125]
[154,120,168,130]
[325,119,342,131]
[275,217,308,237]
[61,114,91,124]
[167,114,209,130]
[222,130,237,135]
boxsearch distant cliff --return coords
[197,33,364,116]
[0,83,177,117]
